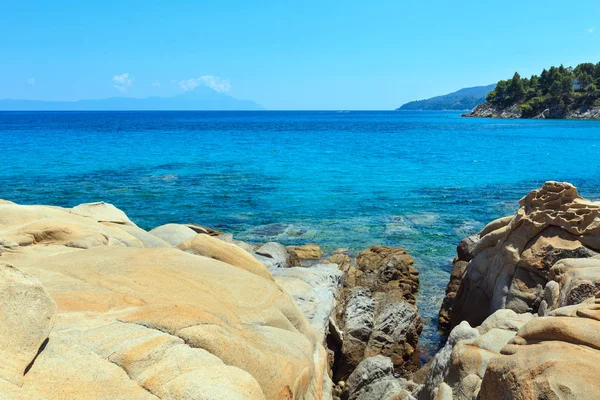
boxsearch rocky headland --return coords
[463,63,600,119]
[3,180,600,399]
[464,102,600,119]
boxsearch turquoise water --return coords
[2,110,600,357]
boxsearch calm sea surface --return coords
[2,110,600,357]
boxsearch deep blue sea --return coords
[2,110,600,358]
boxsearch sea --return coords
[2,110,600,359]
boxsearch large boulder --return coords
[418,310,533,400]
[2,247,329,399]
[343,356,416,400]
[289,244,324,265]
[176,233,273,281]
[70,201,136,226]
[148,223,198,246]
[0,200,332,399]
[0,202,148,249]
[449,182,600,329]
[0,263,56,386]
[335,246,422,381]
[255,242,298,269]
[480,298,600,399]
[271,263,343,339]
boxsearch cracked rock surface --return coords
[0,201,330,399]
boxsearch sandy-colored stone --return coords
[7,247,326,399]
[450,182,600,328]
[177,233,273,280]
[272,264,342,338]
[0,200,331,399]
[480,302,600,399]
[289,243,324,260]
[418,310,532,400]
[148,223,198,246]
[70,201,136,226]
[0,263,56,387]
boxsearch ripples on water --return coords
[2,110,600,358]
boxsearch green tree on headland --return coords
[485,62,600,117]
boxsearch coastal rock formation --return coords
[176,232,273,280]
[334,246,422,381]
[464,102,523,119]
[418,310,533,400]
[148,223,199,246]
[289,243,324,260]
[466,102,600,120]
[449,181,600,328]
[439,217,513,332]
[0,201,332,399]
[480,298,600,399]
[0,263,56,387]
[431,182,600,400]
[255,241,299,268]
[342,356,417,400]
[271,263,343,339]
[70,201,137,226]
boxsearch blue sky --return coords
[1,0,599,110]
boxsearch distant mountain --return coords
[397,84,496,111]
[0,86,263,111]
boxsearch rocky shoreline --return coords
[2,181,600,399]
[463,102,600,119]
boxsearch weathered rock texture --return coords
[342,356,417,400]
[0,201,332,399]
[480,298,600,399]
[449,181,600,329]
[418,310,533,400]
[335,246,422,381]
[430,182,600,400]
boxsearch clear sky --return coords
[1,0,599,110]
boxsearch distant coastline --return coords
[396,84,495,111]
[0,87,263,111]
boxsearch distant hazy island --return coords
[0,86,263,111]
[465,62,600,119]
[396,84,495,111]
